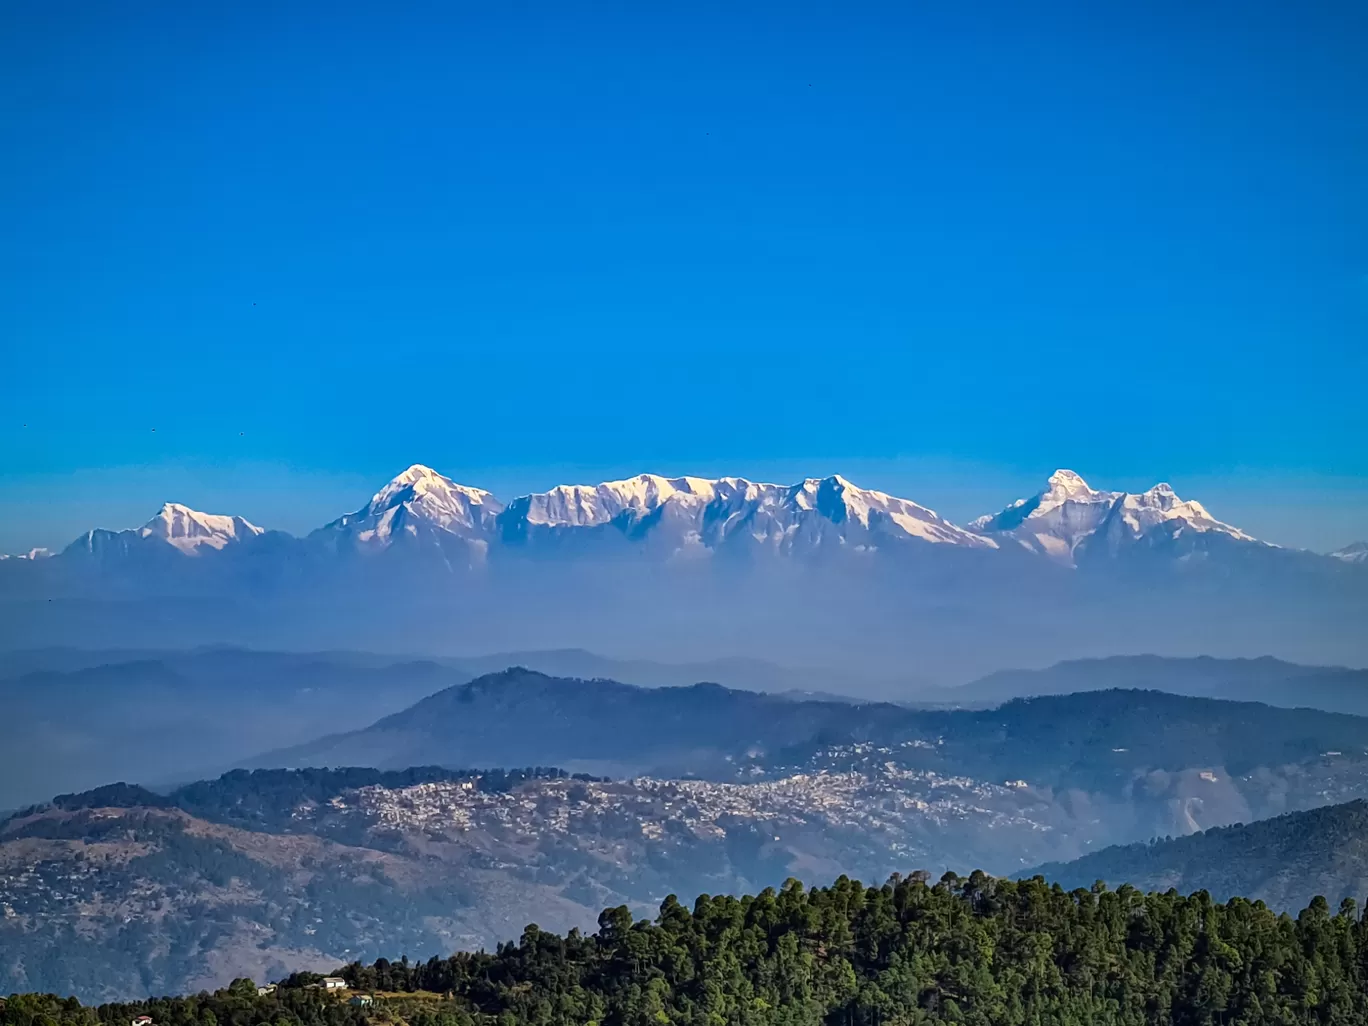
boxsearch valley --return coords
[10,7,1364,1021]
[7,672,1368,1001]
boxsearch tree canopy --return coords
[6,871,1368,1026]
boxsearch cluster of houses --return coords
[310,978,375,1006]
[313,977,373,1004]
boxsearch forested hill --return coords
[6,872,1368,1026]
[939,655,1368,715]
[1029,799,1368,910]
[258,668,1368,788]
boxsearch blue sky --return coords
[2,1,1365,552]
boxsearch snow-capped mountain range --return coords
[5,464,1364,680]
[10,463,1351,569]
[492,471,994,553]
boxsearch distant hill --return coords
[0,652,476,808]
[0,644,903,695]
[7,648,1368,811]
[1028,799,1368,911]
[257,671,1368,854]
[439,648,908,697]
[253,669,901,780]
[941,655,1368,715]
[0,646,895,809]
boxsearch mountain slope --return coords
[254,669,900,778]
[0,800,563,1001]
[0,758,1098,1000]
[14,870,1368,1026]
[259,672,1368,842]
[1028,799,1368,911]
[11,728,1368,1002]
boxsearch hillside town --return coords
[312,746,1054,862]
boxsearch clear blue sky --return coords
[2,1,1365,552]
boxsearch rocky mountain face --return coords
[3,466,1364,679]
[969,469,1257,565]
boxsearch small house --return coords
[256,985,277,996]
[322,977,349,991]
[132,1017,154,1026]
[349,996,374,1007]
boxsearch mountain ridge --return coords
[6,466,1364,680]
[1028,798,1368,912]
[6,465,1301,561]
[932,654,1368,715]
[253,668,1368,804]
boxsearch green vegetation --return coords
[274,670,1368,797]
[7,872,1368,1026]
[1030,799,1368,911]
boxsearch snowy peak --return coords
[319,464,503,550]
[368,464,500,519]
[968,469,1119,544]
[137,502,265,554]
[1328,542,1368,564]
[972,471,1258,564]
[1040,469,1117,506]
[498,472,994,549]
